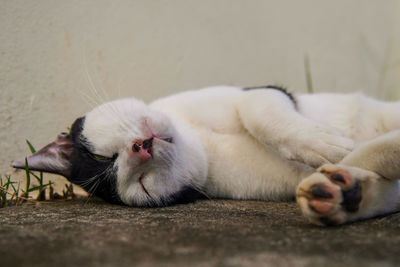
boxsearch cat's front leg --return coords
[237,89,354,167]
[297,164,400,225]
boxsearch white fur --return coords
[82,86,400,221]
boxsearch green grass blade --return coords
[26,140,36,154]
[27,183,52,193]
[4,176,12,190]
[304,55,314,94]
[24,158,31,195]
[11,182,19,195]
[29,171,42,184]
[26,140,44,186]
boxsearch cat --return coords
[12,86,400,225]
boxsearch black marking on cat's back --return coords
[243,85,297,107]
[68,116,124,205]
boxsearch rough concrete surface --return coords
[0,199,399,267]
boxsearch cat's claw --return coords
[296,164,364,226]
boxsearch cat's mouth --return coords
[139,173,151,197]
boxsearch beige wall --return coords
[1,0,400,175]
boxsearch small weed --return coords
[0,174,20,208]
[62,184,76,200]
[0,140,74,208]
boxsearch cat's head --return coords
[13,98,207,207]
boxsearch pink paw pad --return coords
[309,200,335,214]
[321,169,352,188]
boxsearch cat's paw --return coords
[279,125,354,167]
[296,164,375,226]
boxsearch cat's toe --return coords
[318,164,363,212]
[318,164,354,189]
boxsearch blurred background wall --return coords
[1,0,400,175]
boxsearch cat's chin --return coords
[120,185,204,207]
[117,167,206,207]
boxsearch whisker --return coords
[79,92,101,110]
[83,50,108,104]
[85,178,102,204]
[79,165,114,204]
[84,168,114,205]
[78,166,111,188]
[85,69,107,105]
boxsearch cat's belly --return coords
[198,129,314,200]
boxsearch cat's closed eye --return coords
[162,137,173,143]
[89,152,117,161]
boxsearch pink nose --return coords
[132,138,153,162]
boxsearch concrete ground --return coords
[0,198,399,267]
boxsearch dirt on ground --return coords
[0,198,399,267]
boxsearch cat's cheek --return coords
[153,138,177,159]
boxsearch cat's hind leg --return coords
[297,130,400,225]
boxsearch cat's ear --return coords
[12,133,74,177]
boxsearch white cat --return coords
[13,86,400,225]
